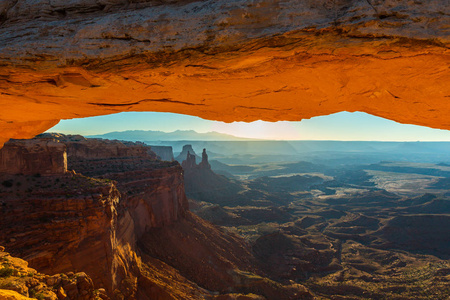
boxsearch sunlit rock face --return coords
[0,0,449,146]
[0,135,190,297]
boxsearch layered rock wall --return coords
[69,156,188,237]
[40,134,156,160]
[0,139,67,175]
[0,172,120,295]
[0,135,189,298]
[181,147,211,170]
[0,135,318,299]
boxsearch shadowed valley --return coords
[0,134,449,299]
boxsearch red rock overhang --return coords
[0,0,449,147]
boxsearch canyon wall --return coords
[0,135,324,299]
[0,172,121,295]
[0,139,67,175]
[59,135,188,235]
[0,0,449,147]
[0,135,189,298]
[42,134,156,160]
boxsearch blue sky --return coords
[48,111,450,141]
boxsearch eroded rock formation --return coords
[181,147,244,204]
[0,0,449,147]
[175,144,199,163]
[0,138,67,175]
[147,145,174,161]
[56,134,155,160]
[57,134,188,234]
[181,147,211,170]
[1,135,315,299]
[0,135,188,298]
[0,169,122,296]
[0,247,104,300]
[198,148,211,170]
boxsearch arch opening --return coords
[48,111,450,142]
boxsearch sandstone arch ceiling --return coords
[0,0,449,147]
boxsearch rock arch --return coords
[0,0,449,147]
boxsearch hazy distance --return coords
[48,111,450,141]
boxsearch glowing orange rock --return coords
[0,0,449,147]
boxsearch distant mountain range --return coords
[88,130,256,141]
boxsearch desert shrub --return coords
[0,267,14,277]
[35,293,45,300]
[29,289,44,299]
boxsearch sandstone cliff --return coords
[0,171,121,296]
[57,134,188,235]
[0,135,190,299]
[0,136,319,299]
[40,134,157,160]
[0,138,67,176]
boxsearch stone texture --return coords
[0,135,315,299]
[0,138,67,176]
[0,135,189,298]
[0,248,102,300]
[0,171,121,296]
[181,151,197,169]
[181,147,211,170]
[39,133,156,160]
[0,0,449,147]
[59,134,189,235]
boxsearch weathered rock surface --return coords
[139,212,314,299]
[0,138,67,175]
[0,172,121,296]
[0,0,449,147]
[181,147,235,202]
[0,135,189,298]
[42,134,157,160]
[0,135,316,299]
[181,148,244,204]
[198,148,211,170]
[181,151,198,169]
[59,134,188,235]
[180,147,210,170]
[0,248,103,300]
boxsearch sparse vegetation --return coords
[0,267,13,277]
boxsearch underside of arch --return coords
[0,0,449,147]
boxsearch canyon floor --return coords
[182,142,450,300]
